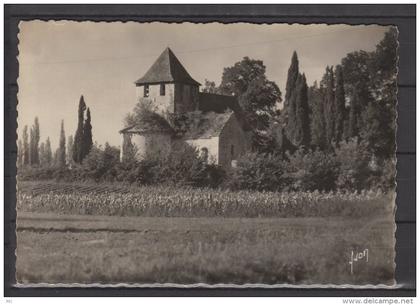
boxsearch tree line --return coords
[18,28,397,192]
[18,95,93,168]
[203,28,397,162]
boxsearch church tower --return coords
[134,47,201,115]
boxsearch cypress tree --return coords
[83,107,93,158]
[285,51,299,102]
[323,66,336,146]
[309,82,326,149]
[334,65,346,143]
[284,51,300,143]
[58,120,66,167]
[22,125,29,166]
[294,73,311,147]
[67,135,74,165]
[73,95,86,163]
[45,137,52,165]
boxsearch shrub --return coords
[286,148,338,192]
[228,152,288,192]
[334,138,372,191]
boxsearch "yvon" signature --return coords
[349,249,369,274]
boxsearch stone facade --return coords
[218,115,250,168]
[121,132,172,161]
[135,83,199,116]
[135,83,176,114]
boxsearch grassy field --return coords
[16,181,395,286]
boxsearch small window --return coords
[160,83,165,96]
[143,85,149,97]
[200,147,209,164]
[231,145,235,158]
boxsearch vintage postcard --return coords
[16,21,397,287]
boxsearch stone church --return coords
[120,47,252,168]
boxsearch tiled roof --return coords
[180,111,234,140]
[135,47,200,86]
[119,112,174,134]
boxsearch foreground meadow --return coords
[16,181,395,285]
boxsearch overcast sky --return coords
[18,21,390,149]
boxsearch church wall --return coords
[121,132,172,161]
[185,137,219,164]
[135,84,175,115]
[218,115,249,168]
[174,84,199,113]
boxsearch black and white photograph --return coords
[15,21,398,287]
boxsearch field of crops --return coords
[17,181,393,218]
[16,181,396,285]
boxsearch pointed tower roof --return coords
[135,47,201,86]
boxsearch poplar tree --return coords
[83,107,93,158]
[58,120,66,167]
[34,117,40,164]
[45,137,52,165]
[22,125,29,166]
[39,142,46,166]
[17,140,23,167]
[73,95,86,163]
[334,65,346,143]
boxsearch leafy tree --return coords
[83,107,93,158]
[365,27,398,158]
[22,125,29,166]
[334,65,346,143]
[58,120,66,167]
[73,95,86,163]
[201,79,219,94]
[341,50,373,140]
[219,57,282,148]
[347,86,362,139]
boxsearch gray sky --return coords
[18,21,390,149]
